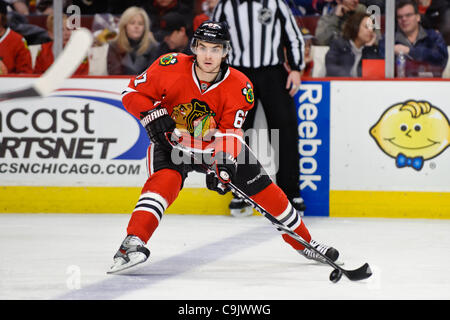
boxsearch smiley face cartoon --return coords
[370,100,450,170]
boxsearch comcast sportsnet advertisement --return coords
[0,78,149,187]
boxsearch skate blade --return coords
[230,206,253,217]
[304,259,345,266]
[317,259,344,266]
[107,254,147,275]
[298,251,345,266]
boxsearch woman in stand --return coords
[107,6,158,75]
[325,11,380,77]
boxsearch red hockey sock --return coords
[251,183,289,215]
[281,220,311,251]
[251,182,311,250]
[127,211,160,244]
[127,169,182,243]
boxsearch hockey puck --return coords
[329,269,343,283]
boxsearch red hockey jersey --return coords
[0,28,32,74]
[33,41,89,75]
[122,53,255,157]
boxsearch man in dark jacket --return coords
[148,12,192,65]
[379,0,448,77]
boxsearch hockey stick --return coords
[171,138,372,283]
[226,181,372,283]
[0,28,93,102]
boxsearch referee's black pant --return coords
[234,64,301,200]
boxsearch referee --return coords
[213,0,306,216]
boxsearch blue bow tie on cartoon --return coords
[395,153,424,171]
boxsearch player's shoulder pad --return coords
[228,67,255,105]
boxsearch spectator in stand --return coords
[315,0,366,45]
[418,0,449,31]
[148,12,192,64]
[300,27,315,77]
[34,14,89,75]
[359,0,385,13]
[35,0,63,15]
[107,6,158,75]
[5,0,51,45]
[417,0,450,45]
[314,0,384,15]
[378,0,448,77]
[325,11,379,76]
[313,0,338,16]
[3,0,29,15]
[0,0,32,74]
[145,0,194,39]
[290,0,321,16]
[193,0,219,30]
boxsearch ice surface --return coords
[0,214,449,300]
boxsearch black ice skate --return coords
[229,196,253,217]
[298,239,339,264]
[107,235,150,274]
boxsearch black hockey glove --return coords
[205,172,230,195]
[212,151,237,184]
[140,107,176,151]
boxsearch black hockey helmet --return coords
[191,20,231,56]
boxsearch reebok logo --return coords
[298,84,323,191]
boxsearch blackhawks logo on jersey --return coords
[242,82,254,104]
[159,53,179,66]
[171,99,216,138]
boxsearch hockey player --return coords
[109,21,339,274]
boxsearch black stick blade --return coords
[0,87,40,102]
[344,263,372,281]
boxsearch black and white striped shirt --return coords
[212,0,305,70]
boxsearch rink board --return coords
[0,77,449,218]
[0,186,233,215]
[1,186,449,219]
